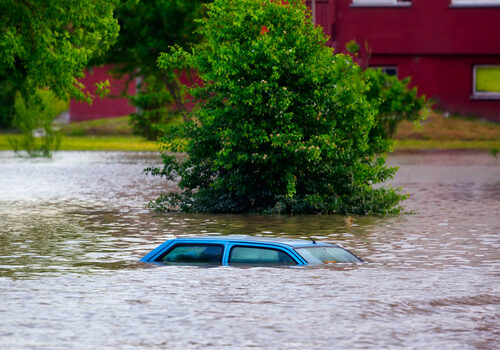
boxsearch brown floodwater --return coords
[0,150,498,349]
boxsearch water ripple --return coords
[0,150,499,349]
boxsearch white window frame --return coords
[351,0,412,7]
[370,65,398,77]
[353,0,398,3]
[472,65,500,100]
[451,0,500,7]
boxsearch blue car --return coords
[140,236,363,266]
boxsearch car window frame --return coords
[226,244,302,266]
[155,242,225,265]
[141,239,311,266]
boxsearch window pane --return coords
[476,66,500,93]
[370,66,398,77]
[159,244,223,265]
[296,246,362,263]
[353,0,397,3]
[453,1,500,4]
[352,0,410,4]
[229,246,296,265]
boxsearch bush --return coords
[363,68,426,142]
[0,78,18,129]
[8,89,64,157]
[150,0,406,214]
[130,77,180,140]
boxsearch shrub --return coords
[363,68,426,143]
[0,77,18,129]
[130,77,180,140]
[9,89,64,157]
[150,0,406,214]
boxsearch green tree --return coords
[99,0,207,139]
[364,68,426,143]
[9,89,65,157]
[0,0,119,129]
[149,0,405,214]
[343,40,426,144]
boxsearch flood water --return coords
[0,151,499,349]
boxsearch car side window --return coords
[228,246,297,266]
[158,244,224,265]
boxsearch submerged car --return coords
[140,236,362,266]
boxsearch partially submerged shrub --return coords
[150,0,406,214]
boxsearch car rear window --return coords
[229,246,297,266]
[158,244,224,265]
[296,246,362,263]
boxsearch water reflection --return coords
[0,150,499,349]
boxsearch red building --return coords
[311,0,500,121]
[71,1,500,122]
[69,65,136,122]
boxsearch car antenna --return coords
[310,237,316,244]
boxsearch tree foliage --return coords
[150,0,406,215]
[343,40,426,142]
[0,0,119,128]
[9,90,64,157]
[99,0,207,139]
[364,68,426,141]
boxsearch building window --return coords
[451,0,500,6]
[352,0,412,6]
[370,66,398,77]
[473,65,500,99]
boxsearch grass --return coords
[60,136,157,151]
[1,111,499,152]
[394,139,500,151]
[395,110,500,141]
[0,134,157,151]
[58,116,134,136]
[392,110,500,151]
[1,116,156,151]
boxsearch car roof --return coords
[173,235,334,248]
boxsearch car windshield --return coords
[296,246,362,264]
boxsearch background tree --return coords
[99,0,207,140]
[0,0,119,129]
[363,68,426,143]
[345,39,426,146]
[9,89,65,157]
[150,0,406,215]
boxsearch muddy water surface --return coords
[0,151,499,349]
